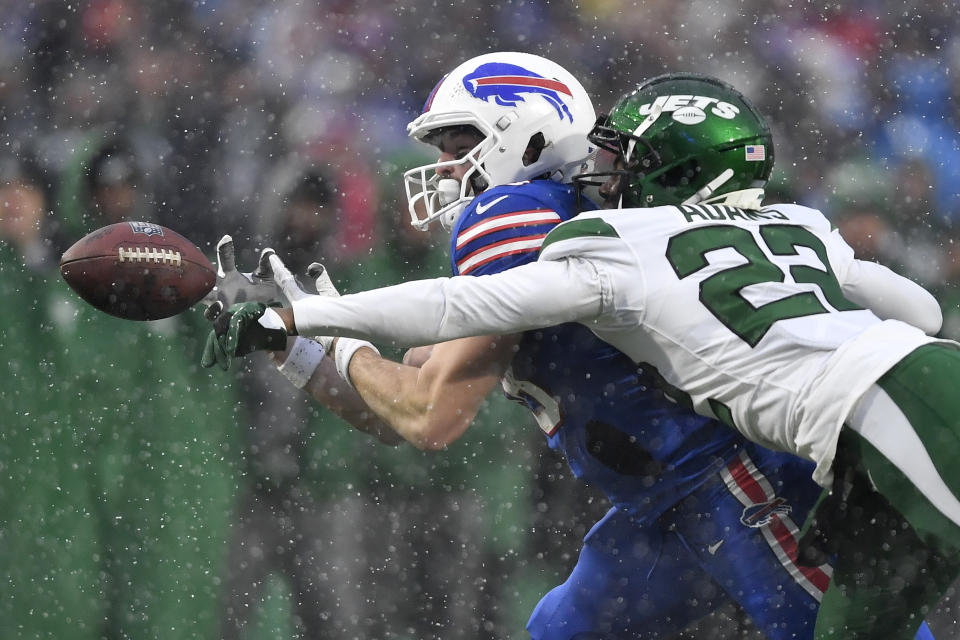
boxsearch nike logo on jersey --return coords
[475,195,510,215]
[707,539,724,555]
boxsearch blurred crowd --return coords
[2,0,958,307]
[1,0,959,638]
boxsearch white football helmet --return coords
[403,51,596,230]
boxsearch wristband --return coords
[276,336,325,389]
[334,338,380,390]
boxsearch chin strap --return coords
[439,201,469,231]
[432,178,474,231]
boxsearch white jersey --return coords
[537,203,940,485]
[292,201,945,485]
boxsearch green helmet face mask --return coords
[579,73,775,210]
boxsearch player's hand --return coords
[252,249,341,302]
[201,235,285,310]
[260,252,341,351]
[200,301,288,370]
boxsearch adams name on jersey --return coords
[539,201,942,486]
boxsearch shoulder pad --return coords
[452,186,567,276]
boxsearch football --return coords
[60,221,216,321]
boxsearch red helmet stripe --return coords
[474,75,572,96]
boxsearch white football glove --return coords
[262,251,336,350]
[237,250,335,389]
[263,251,378,389]
[307,262,340,298]
[202,235,285,320]
[264,249,312,302]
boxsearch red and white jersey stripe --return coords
[720,450,833,601]
[457,235,547,275]
[455,209,561,251]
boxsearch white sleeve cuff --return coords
[290,260,602,346]
[258,306,287,330]
[334,338,380,390]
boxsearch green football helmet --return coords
[577,73,774,210]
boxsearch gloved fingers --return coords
[268,251,308,302]
[223,320,240,356]
[211,303,233,335]
[306,262,324,281]
[216,334,231,370]
[204,300,224,323]
[224,309,247,355]
[307,262,340,297]
[201,331,220,369]
[215,234,236,277]
[224,303,266,356]
[253,247,275,279]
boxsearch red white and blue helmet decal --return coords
[422,73,449,113]
[461,62,573,122]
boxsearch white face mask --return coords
[403,125,495,232]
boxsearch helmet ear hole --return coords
[654,160,701,189]
[522,133,546,167]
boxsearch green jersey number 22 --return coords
[666,223,861,347]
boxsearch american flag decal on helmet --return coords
[745,145,766,161]
[462,62,574,122]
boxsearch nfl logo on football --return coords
[128,221,165,237]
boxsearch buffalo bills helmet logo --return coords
[462,62,574,122]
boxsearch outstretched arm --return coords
[345,335,520,450]
[202,254,602,449]
[278,258,605,346]
[266,333,517,450]
[259,256,521,449]
[263,340,404,446]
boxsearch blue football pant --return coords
[527,442,935,640]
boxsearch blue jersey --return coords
[451,180,745,521]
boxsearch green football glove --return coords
[200,301,288,370]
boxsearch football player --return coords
[206,65,940,639]
[231,72,951,639]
